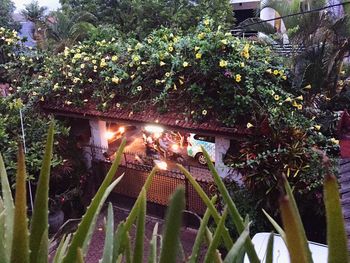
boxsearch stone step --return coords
[340,162,350,174]
[340,159,350,165]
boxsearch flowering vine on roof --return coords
[3,19,304,128]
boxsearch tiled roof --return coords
[42,103,251,137]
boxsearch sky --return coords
[13,0,61,12]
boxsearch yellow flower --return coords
[273,70,279,75]
[282,75,287,80]
[314,125,321,130]
[160,61,166,66]
[112,77,120,84]
[68,72,72,77]
[203,19,210,26]
[137,86,142,91]
[183,61,189,67]
[285,97,292,102]
[132,55,140,62]
[235,74,242,82]
[197,32,205,40]
[179,79,184,85]
[219,60,228,68]
[116,103,121,108]
[296,95,303,101]
[266,69,272,74]
[196,53,202,59]
[80,64,85,69]
[88,78,93,83]
[130,74,135,80]
[202,109,208,115]
[221,39,228,45]
[71,59,76,63]
[155,79,161,84]
[165,72,171,77]
[100,59,107,67]
[65,101,72,105]
[304,84,312,89]
[168,46,174,52]
[194,46,200,51]
[274,95,280,101]
[330,138,339,144]
[83,99,88,103]
[112,55,118,62]
[247,122,254,128]
[240,62,245,67]
[147,38,153,44]
[92,59,97,64]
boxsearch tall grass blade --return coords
[11,146,30,263]
[188,196,217,263]
[133,188,146,263]
[0,154,15,262]
[177,164,233,249]
[148,223,158,263]
[200,147,260,263]
[159,187,185,263]
[223,225,250,263]
[324,173,349,262]
[101,203,115,263]
[124,232,132,263]
[265,232,274,263]
[262,209,286,242]
[62,139,126,263]
[30,122,54,263]
[282,177,312,262]
[204,207,228,263]
[0,208,7,263]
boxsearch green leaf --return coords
[281,177,312,263]
[62,139,126,263]
[204,207,228,263]
[262,209,286,242]
[112,223,125,262]
[133,188,146,263]
[101,203,115,263]
[76,248,84,263]
[188,196,217,263]
[177,164,233,250]
[204,227,222,263]
[124,232,132,263]
[0,153,15,262]
[265,232,274,263]
[30,122,54,263]
[223,224,250,263]
[280,197,310,263]
[324,173,349,262]
[148,223,158,263]
[37,230,48,263]
[197,147,260,263]
[11,146,30,263]
[53,234,72,263]
[159,187,185,263]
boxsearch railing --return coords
[87,145,216,215]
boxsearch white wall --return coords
[89,120,108,160]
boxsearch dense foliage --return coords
[59,0,234,39]
[0,0,19,31]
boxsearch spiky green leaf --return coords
[11,146,30,263]
[30,122,54,263]
[159,187,185,263]
[133,188,146,263]
[101,203,115,263]
[62,139,126,263]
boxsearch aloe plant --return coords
[0,124,349,263]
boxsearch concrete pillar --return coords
[214,136,231,178]
[89,120,108,160]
